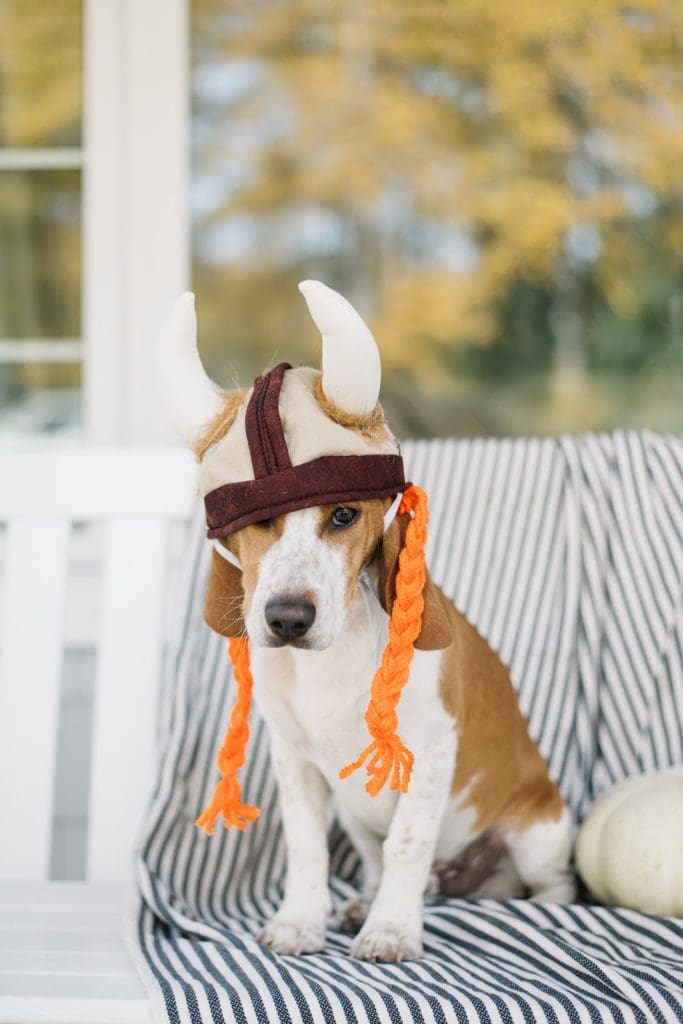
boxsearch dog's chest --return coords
[254,623,379,768]
[258,645,404,832]
[252,601,454,835]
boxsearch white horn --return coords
[157,292,223,443]
[298,280,381,414]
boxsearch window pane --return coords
[0,170,80,337]
[0,361,80,443]
[0,0,82,148]
[191,2,683,438]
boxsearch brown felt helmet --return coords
[157,280,450,650]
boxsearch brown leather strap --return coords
[205,453,408,537]
[244,362,292,478]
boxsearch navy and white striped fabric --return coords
[134,431,683,1023]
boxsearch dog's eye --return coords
[330,507,359,529]
[255,518,273,529]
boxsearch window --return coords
[0,1,82,444]
[0,0,188,447]
[191,1,683,439]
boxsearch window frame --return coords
[83,0,189,443]
[0,147,83,426]
[0,0,190,445]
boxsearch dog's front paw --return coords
[351,920,422,962]
[258,914,326,956]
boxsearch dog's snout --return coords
[265,599,316,642]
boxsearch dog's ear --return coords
[376,516,453,651]
[204,548,246,637]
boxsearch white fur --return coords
[505,809,575,903]
[298,280,381,415]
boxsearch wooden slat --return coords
[0,928,122,953]
[0,448,197,520]
[0,990,148,1024]
[0,986,147,1022]
[0,520,70,881]
[0,883,149,1023]
[0,907,121,930]
[87,520,167,883]
[0,881,125,906]
[1,948,135,973]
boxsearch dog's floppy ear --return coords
[204,548,246,638]
[376,516,453,651]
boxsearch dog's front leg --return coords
[258,740,331,956]
[351,731,454,962]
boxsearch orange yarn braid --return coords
[195,636,260,833]
[340,483,428,796]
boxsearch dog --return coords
[158,280,574,963]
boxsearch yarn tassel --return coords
[195,636,260,833]
[340,484,428,796]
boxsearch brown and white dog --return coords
[158,281,574,963]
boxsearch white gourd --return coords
[575,768,683,917]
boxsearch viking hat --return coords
[203,357,406,535]
[158,281,452,832]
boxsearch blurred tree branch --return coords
[193,0,683,394]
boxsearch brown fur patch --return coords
[204,519,284,637]
[193,390,245,461]
[204,549,246,637]
[438,603,564,832]
[313,375,387,440]
[317,499,389,605]
[229,518,286,609]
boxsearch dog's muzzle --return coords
[264,599,316,644]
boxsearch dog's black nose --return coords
[265,599,316,642]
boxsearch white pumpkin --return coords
[576,767,683,917]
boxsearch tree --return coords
[193,0,683,432]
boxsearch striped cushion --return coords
[134,431,683,1023]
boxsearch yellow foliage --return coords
[0,1,81,146]
[374,270,493,374]
[197,0,683,366]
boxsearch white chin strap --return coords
[212,493,403,572]
[212,541,242,570]
[382,492,403,532]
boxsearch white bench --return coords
[0,448,197,1024]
